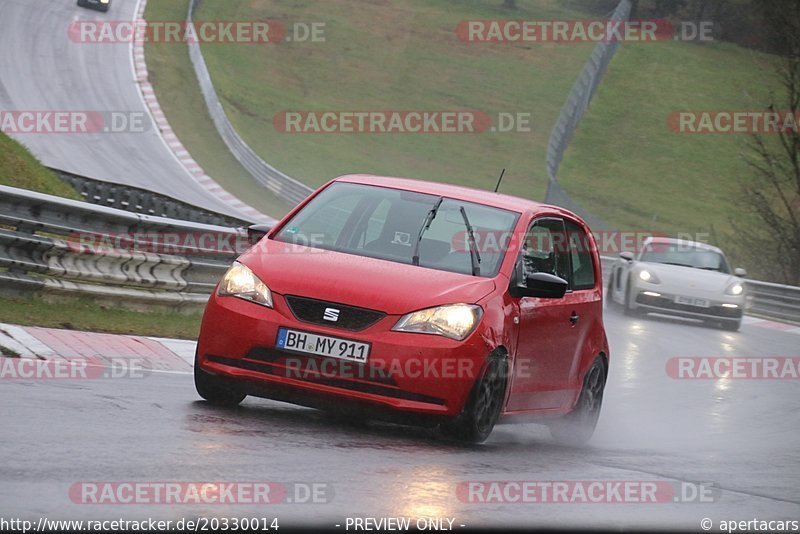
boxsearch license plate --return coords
[276,328,370,363]
[675,295,710,308]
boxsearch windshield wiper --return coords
[459,206,482,276]
[662,262,692,268]
[412,196,444,266]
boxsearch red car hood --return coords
[238,239,497,315]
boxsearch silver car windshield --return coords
[639,244,731,273]
[273,182,519,278]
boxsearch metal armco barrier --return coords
[0,185,796,321]
[599,256,800,324]
[544,0,631,230]
[186,0,314,207]
[744,280,800,324]
[0,185,243,307]
[53,167,252,228]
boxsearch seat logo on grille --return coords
[323,308,340,322]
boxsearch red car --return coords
[195,175,609,444]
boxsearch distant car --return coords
[195,175,610,444]
[77,0,110,12]
[607,237,746,330]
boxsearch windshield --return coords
[273,182,519,277]
[639,242,731,273]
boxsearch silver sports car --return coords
[607,237,747,331]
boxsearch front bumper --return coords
[196,292,493,419]
[633,290,743,322]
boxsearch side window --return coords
[565,219,596,290]
[522,218,570,283]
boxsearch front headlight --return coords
[392,304,483,341]
[726,282,744,296]
[217,262,273,308]
[638,269,660,283]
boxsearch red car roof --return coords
[334,174,565,216]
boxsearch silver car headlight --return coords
[392,304,483,341]
[217,262,273,308]
[726,281,744,296]
[638,269,660,284]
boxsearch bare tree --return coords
[735,0,800,283]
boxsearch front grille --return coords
[636,293,742,318]
[284,295,385,331]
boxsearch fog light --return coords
[642,291,662,297]
[721,303,739,309]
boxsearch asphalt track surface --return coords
[2,306,798,530]
[1,0,799,530]
[0,0,249,219]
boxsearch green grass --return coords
[0,132,81,199]
[148,0,603,205]
[145,0,780,266]
[0,295,203,339]
[558,40,777,250]
[144,0,293,219]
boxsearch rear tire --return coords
[441,351,508,444]
[194,353,246,407]
[549,356,606,446]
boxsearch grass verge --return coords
[146,0,780,270]
[0,132,81,199]
[558,40,777,250]
[0,295,203,340]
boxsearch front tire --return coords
[194,353,246,406]
[606,274,623,311]
[623,276,641,317]
[441,351,508,443]
[549,356,607,446]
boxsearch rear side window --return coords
[565,219,596,290]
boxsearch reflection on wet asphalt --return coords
[1,306,799,529]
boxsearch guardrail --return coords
[185,0,314,207]
[744,280,800,324]
[600,255,800,325]
[0,184,243,308]
[544,0,631,231]
[52,167,253,228]
[1,187,797,321]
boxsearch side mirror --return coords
[512,272,569,299]
[734,267,747,277]
[619,251,634,262]
[247,224,273,246]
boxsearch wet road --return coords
[2,307,799,531]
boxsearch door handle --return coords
[570,312,580,326]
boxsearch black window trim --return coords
[523,216,573,292]
[563,216,597,292]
